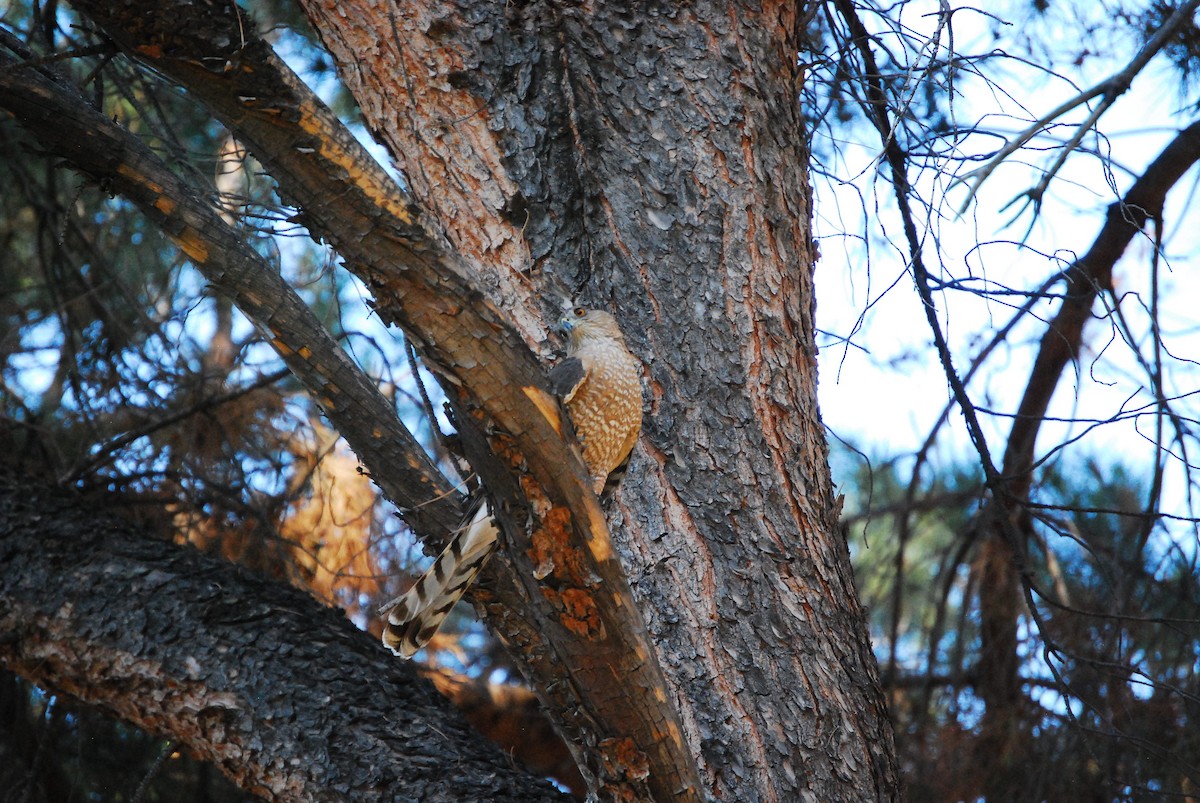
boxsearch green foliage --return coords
[841,451,982,664]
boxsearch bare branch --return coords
[0,41,464,539]
[832,0,1004,492]
[953,0,1200,211]
[1003,119,1200,490]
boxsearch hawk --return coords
[381,308,643,658]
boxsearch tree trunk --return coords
[558,7,899,799]
[301,0,898,797]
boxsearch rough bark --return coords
[300,0,898,798]
[560,7,899,798]
[571,6,902,796]
[0,471,562,802]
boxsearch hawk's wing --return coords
[548,356,588,403]
[548,354,629,501]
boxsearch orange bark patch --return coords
[528,505,570,570]
[529,506,604,636]
[521,385,564,435]
[528,504,597,585]
[293,99,414,227]
[599,736,651,782]
[171,230,210,263]
[517,474,554,515]
[540,586,604,639]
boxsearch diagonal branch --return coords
[0,40,462,539]
[1002,119,1200,493]
[953,0,1200,212]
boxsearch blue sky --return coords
[811,2,1200,529]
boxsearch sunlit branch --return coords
[0,39,464,538]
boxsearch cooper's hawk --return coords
[381,308,643,658]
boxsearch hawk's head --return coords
[558,307,626,348]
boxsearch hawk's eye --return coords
[573,307,586,317]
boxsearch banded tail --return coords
[380,503,498,658]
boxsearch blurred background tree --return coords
[808,0,1200,798]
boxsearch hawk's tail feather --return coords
[599,450,633,501]
[381,503,498,659]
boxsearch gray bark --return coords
[561,8,899,799]
[303,0,899,798]
[0,471,563,802]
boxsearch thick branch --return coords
[0,471,562,801]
